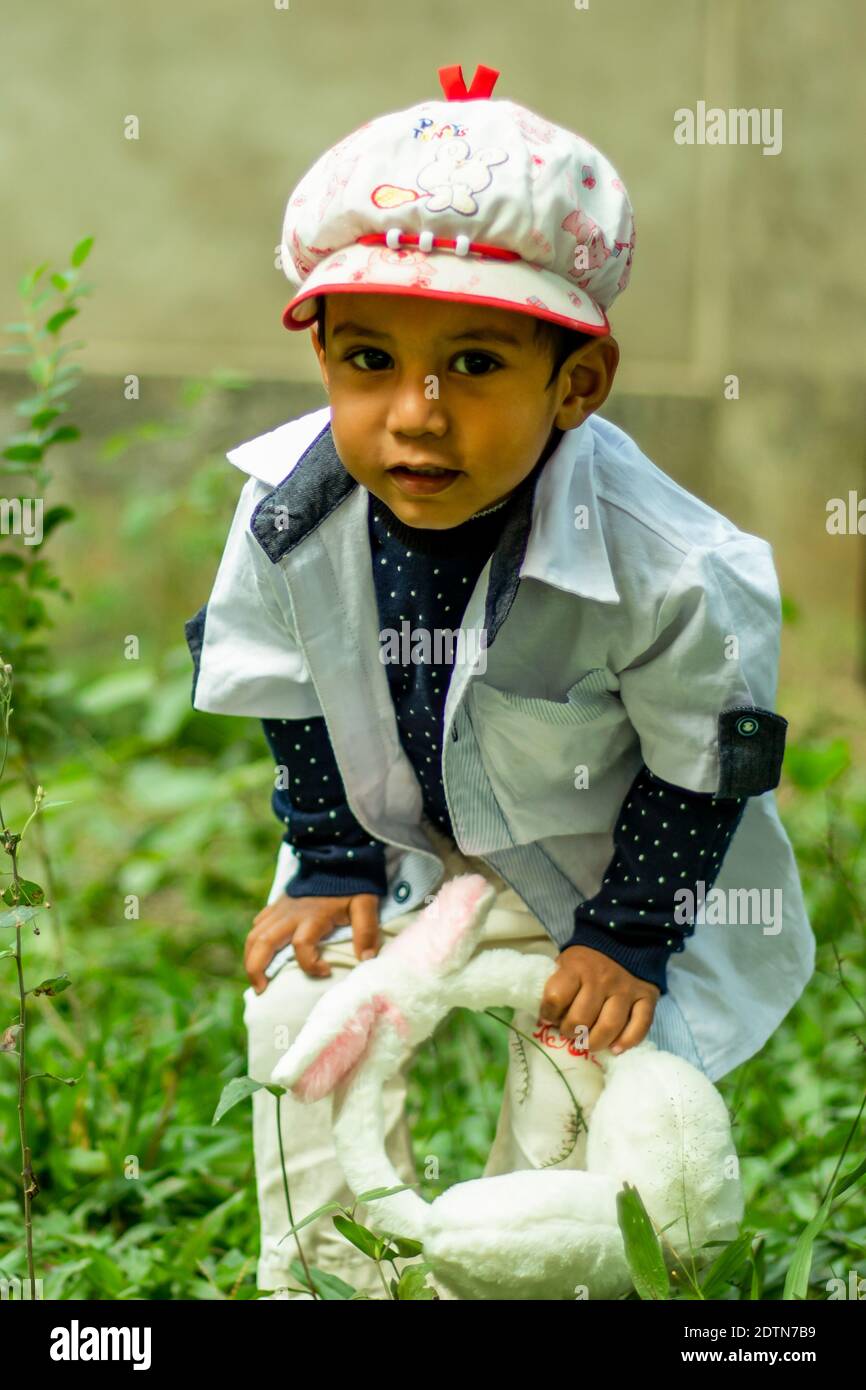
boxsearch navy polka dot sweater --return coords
[261,485,747,995]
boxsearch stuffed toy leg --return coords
[270,875,744,1300]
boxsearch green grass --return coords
[0,448,863,1301]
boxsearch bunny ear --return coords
[382,873,496,976]
[291,998,378,1102]
[274,991,410,1102]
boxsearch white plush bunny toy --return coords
[271,874,744,1301]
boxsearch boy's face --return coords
[310,293,618,530]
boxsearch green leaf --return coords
[780,594,800,624]
[831,1155,866,1202]
[212,1074,265,1125]
[2,444,43,463]
[1,879,46,908]
[282,1200,347,1237]
[71,236,94,266]
[393,1262,438,1300]
[332,1214,383,1260]
[40,504,76,539]
[355,1182,416,1203]
[782,1155,866,1300]
[617,1182,670,1300]
[30,408,62,429]
[76,669,154,714]
[67,1148,110,1176]
[174,1191,246,1276]
[50,273,70,292]
[784,740,850,791]
[3,323,31,334]
[14,396,53,416]
[84,1249,127,1297]
[289,1259,355,1301]
[18,263,48,297]
[699,1231,755,1298]
[783,1196,832,1300]
[29,973,72,998]
[45,306,79,335]
[0,906,40,928]
[27,358,51,385]
[43,425,80,446]
[384,1234,424,1258]
[53,363,83,382]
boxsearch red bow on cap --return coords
[437,63,500,101]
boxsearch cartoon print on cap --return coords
[561,207,612,286]
[371,139,508,217]
[527,227,553,257]
[418,140,509,213]
[351,246,437,290]
[510,109,558,145]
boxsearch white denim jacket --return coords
[185,405,814,1081]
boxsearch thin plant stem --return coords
[275,1092,318,1299]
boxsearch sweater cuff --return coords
[285,872,387,899]
[561,921,677,995]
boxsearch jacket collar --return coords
[237,411,621,637]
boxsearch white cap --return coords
[279,62,636,336]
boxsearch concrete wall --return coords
[1,0,864,740]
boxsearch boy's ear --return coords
[555,334,619,429]
[309,321,329,392]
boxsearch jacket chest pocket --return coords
[468,669,638,845]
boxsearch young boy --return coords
[184,63,814,1298]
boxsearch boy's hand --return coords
[539,944,660,1057]
[244,892,381,993]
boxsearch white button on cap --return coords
[454,235,471,256]
[385,227,402,249]
[418,230,434,252]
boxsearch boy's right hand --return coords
[244,892,381,993]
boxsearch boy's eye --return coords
[452,350,502,376]
[345,347,393,372]
[343,347,503,376]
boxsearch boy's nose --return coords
[385,379,449,436]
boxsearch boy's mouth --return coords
[387,463,463,495]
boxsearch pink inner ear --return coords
[383,874,490,972]
[293,1000,376,1102]
[292,995,410,1102]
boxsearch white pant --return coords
[243,818,705,1298]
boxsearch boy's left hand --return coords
[539,945,660,1057]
